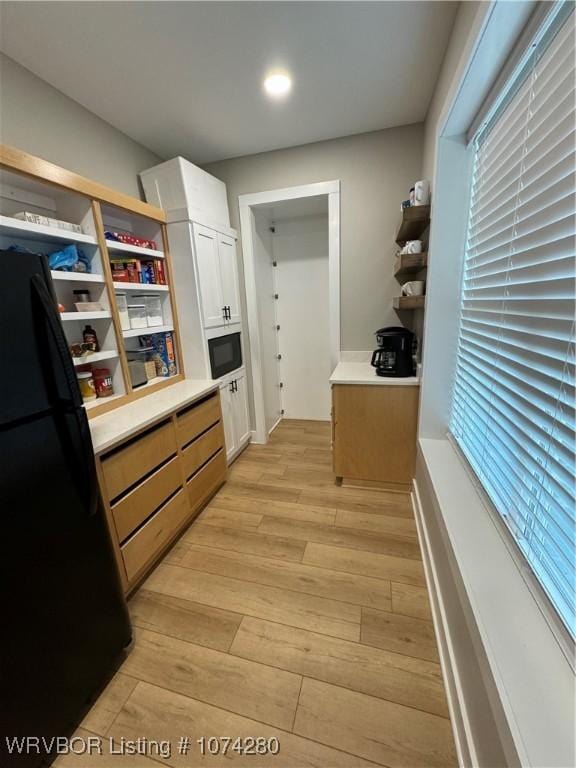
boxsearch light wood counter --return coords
[89,379,219,455]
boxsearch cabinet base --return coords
[338,476,412,494]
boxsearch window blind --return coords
[450,8,576,636]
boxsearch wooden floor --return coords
[61,420,456,768]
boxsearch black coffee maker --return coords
[371,326,415,377]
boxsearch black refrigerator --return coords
[0,251,132,767]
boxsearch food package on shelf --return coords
[14,211,83,234]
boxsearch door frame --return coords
[239,180,341,444]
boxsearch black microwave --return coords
[208,332,242,379]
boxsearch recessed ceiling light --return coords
[264,72,292,98]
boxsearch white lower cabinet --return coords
[219,369,250,462]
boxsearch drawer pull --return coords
[122,488,190,582]
[102,421,177,501]
[176,394,221,449]
[112,456,182,542]
[181,422,224,480]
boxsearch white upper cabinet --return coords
[218,235,241,325]
[194,224,226,328]
[193,223,241,329]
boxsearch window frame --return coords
[447,2,575,650]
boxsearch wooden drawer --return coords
[122,488,190,583]
[187,449,227,511]
[101,421,177,500]
[111,456,182,542]
[181,422,224,480]
[176,394,220,449]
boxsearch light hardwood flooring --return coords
[61,420,456,768]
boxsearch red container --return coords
[93,368,114,398]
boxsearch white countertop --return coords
[89,379,219,455]
[330,362,420,386]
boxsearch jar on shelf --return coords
[93,368,114,398]
[77,371,96,402]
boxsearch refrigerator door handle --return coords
[31,274,82,409]
[31,274,98,516]
[71,408,99,517]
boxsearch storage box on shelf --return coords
[0,144,185,418]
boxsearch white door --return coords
[194,224,226,328]
[218,235,241,324]
[219,380,236,461]
[275,215,331,420]
[232,372,251,447]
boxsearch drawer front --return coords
[187,449,227,511]
[181,422,224,480]
[112,457,182,542]
[176,394,220,448]
[122,488,190,583]
[102,421,177,500]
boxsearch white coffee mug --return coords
[414,180,430,206]
[401,280,425,297]
[405,240,422,254]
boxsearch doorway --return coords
[239,181,340,444]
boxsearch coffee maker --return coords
[371,326,415,377]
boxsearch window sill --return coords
[415,437,574,768]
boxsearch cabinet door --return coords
[232,373,251,448]
[218,235,241,324]
[194,225,226,328]
[332,384,419,485]
[219,381,236,462]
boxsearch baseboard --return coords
[268,417,282,435]
[341,477,411,493]
[411,478,476,768]
[250,429,265,444]
[227,436,251,464]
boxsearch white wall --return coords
[274,214,330,421]
[421,1,484,184]
[204,124,424,352]
[0,53,161,198]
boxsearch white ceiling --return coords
[0,1,458,164]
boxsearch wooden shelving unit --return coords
[395,205,430,245]
[394,252,428,278]
[392,204,430,313]
[393,295,425,310]
[0,144,185,418]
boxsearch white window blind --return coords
[450,9,576,637]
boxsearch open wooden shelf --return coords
[394,252,428,277]
[52,271,105,284]
[113,281,169,292]
[395,206,430,245]
[60,311,112,322]
[106,240,164,259]
[1,144,185,420]
[72,350,119,368]
[122,323,174,339]
[393,295,425,310]
[0,214,97,246]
